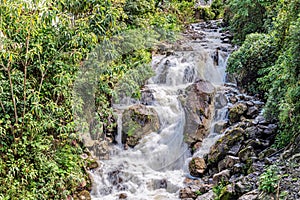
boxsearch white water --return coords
[90,21,232,200]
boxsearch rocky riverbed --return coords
[85,19,300,200]
[179,22,300,200]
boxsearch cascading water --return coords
[90,20,233,200]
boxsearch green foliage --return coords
[194,190,202,196]
[224,0,274,44]
[259,165,279,193]
[227,33,279,96]
[212,180,227,200]
[195,6,215,21]
[0,0,196,198]
[226,0,300,148]
[194,0,224,21]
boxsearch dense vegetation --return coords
[1,0,298,198]
[225,0,300,148]
[0,0,195,199]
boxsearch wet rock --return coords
[229,103,248,123]
[238,146,256,162]
[208,128,244,166]
[189,157,207,177]
[122,104,160,148]
[140,89,155,105]
[246,106,259,118]
[213,169,231,183]
[228,143,242,156]
[87,159,99,170]
[218,155,240,172]
[229,96,238,104]
[232,163,245,174]
[238,189,259,200]
[196,190,214,200]
[179,187,197,199]
[181,79,215,146]
[215,93,228,109]
[119,193,127,199]
[214,121,228,134]
[91,140,110,160]
[245,127,260,139]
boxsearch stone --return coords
[196,190,215,200]
[238,189,259,200]
[92,140,110,160]
[179,187,196,199]
[229,96,238,104]
[87,159,99,170]
[181,79,216,146]
[140,89,155,105]
[122,104,160,147]
[245,127,259,139]
[208,128,244,166]
[228,143,242,156]
[119,193,127,199]
[213,169,231,183]
[215,93,228,109]
[213,121,228,134]
[218,155,240,172]
[246,106,259,118]
[235,181,250,195]
[189,157,207,177]
[258,148,276,159]
[229,103,248,123]
[232,163,245,174]
[238,146,256,162]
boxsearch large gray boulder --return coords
[180,79,216,147]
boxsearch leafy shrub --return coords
[227,33,279,96]
[259,165,279,193]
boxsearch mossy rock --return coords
[122,104,160,148]
[208,128,244,166]
[189,157,207,177]
[229,103,248,123]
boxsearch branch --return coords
[7,61,18,124]
[0,99,5,113]
[22,35,30,126]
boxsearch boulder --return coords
[196,190,215,200]
[179,187,197,199]
[218,155,240,172]
[238,146,256,162]
[180,79,215,146]
[189,157,207,177]
[119,193,128,199]
[122,104,160,148]
[246,106,259,118]
[238,189,259,200]
[229,103,248,123]
[208,128,244,166]
[213,120,228,134]
[213,169,231,183]
[215,93,228,109]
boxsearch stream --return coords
[90,20,234,200]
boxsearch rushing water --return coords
[90,21,232,200]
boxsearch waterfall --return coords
[89,20,233,200]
